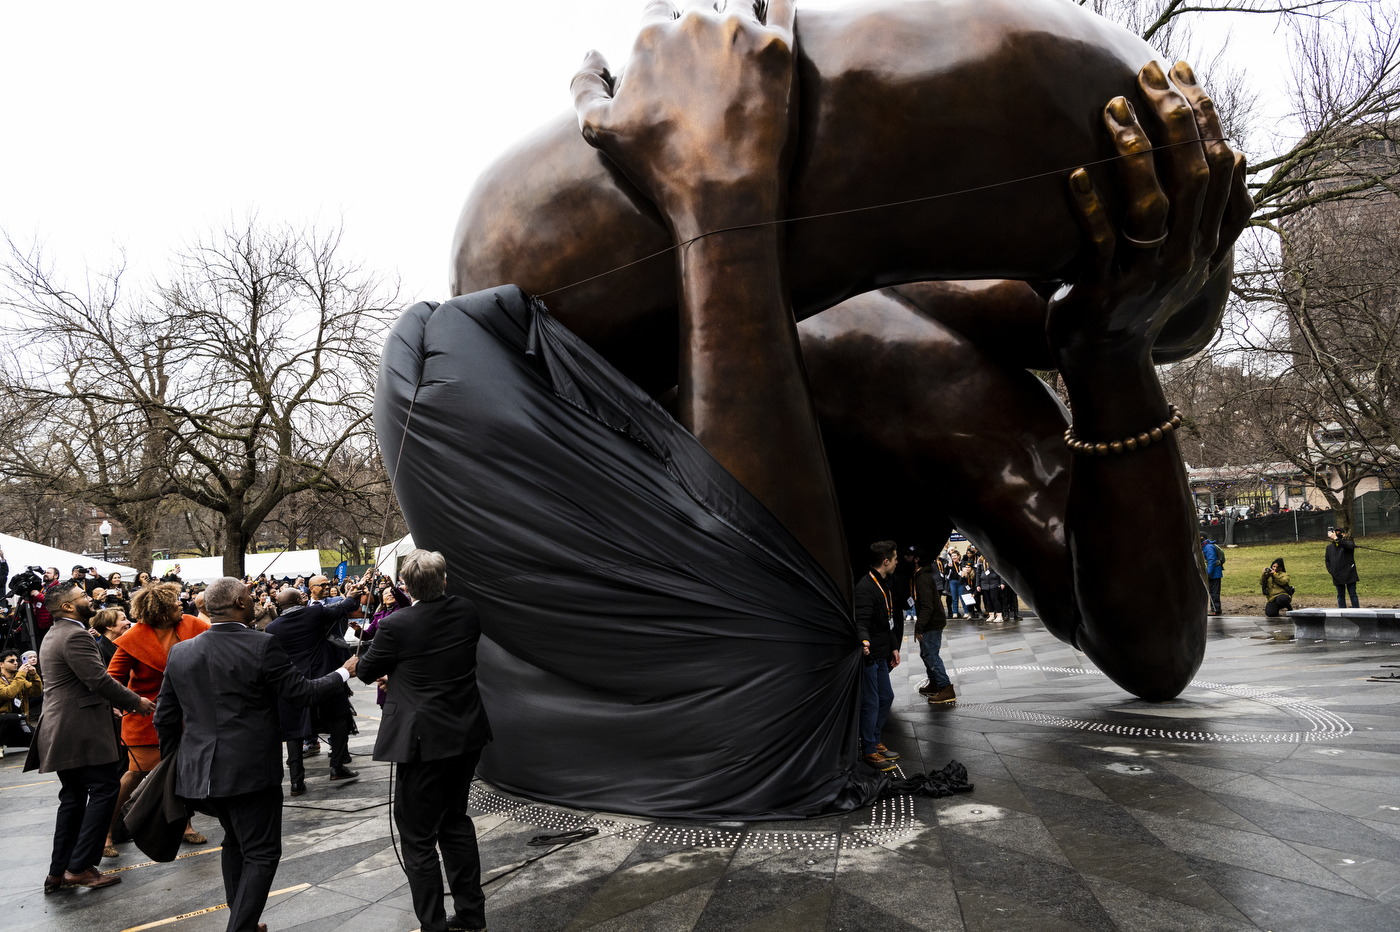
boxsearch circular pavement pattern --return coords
[943,664,1353,743]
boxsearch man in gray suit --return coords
[155,578,358,932]
[28,583,154,893]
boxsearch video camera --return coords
[2,565,43,651]
[6,565,45,599]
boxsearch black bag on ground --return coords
[880,760,975,798]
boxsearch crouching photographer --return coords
[1261,558,1294,618]
[0,648,42,754]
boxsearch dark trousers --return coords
[1207,576,1222,613]
[919,630,951,690]
[395,750,485,932]
[859,660,894,756]
[49,758,122,876]
[1265,593,1292,617]
[206,786,283,932]
[1336,581,1359,608]
[285,716,350,782]
[0,712,32,748]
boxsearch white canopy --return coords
[1,532,137,583]
[150,549,324,584]
[373,534,414,577]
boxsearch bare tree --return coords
[0,219,399,575]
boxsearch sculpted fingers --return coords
[1102,97,1169,251]
[1138,61,1210,269]
[721,0,761,21]
[1214,151,1253,266]
[1066,168,1116,280]
[1170,62,1236,259]
[641,0,680,25]
[571,50,615,147]
[766,0,797,34]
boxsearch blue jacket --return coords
[1202,540,1224,579]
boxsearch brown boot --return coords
[62,867,121,889]
[862,752,898,772]
[927,685,957,704]
[874,743,900,760]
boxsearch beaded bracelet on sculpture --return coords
[1063,404,1182,456]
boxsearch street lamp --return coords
[99,520,112,561]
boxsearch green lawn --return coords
[1219,533,1400,598]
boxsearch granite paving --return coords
[4,611,1400,931]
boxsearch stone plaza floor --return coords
[4,613,1400,932]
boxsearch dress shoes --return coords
[289,780,306,797]
[63,867,122,889]
[43,874,63,894]
[446,915,486,932]
[329,766,359,781]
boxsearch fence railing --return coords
[1198,490,1400,546]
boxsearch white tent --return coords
[373,534,414,577]
[1,533,137,584]
[150,550,324,584]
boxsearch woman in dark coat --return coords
[976,558,1005,623]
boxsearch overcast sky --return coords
[1,1,1300,305]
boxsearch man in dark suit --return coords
[265,580,366,792]
[28,584,154,893]
[154,577,358,932]
[357,549,491,932]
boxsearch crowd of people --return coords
[2,550,491,932]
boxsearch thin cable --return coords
[537,137,1228,298]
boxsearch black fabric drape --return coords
[374,286,883,819]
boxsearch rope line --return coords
[537,136,1228,297]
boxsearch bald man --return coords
[265,582,366,794]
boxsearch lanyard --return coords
[869,572,892,619]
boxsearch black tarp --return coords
[375,285,883,819]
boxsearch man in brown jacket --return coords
[26,583,154,893]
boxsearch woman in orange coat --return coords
[103,581,209,857]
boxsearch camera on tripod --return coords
[3,565,45,651]
[7,566,45,600]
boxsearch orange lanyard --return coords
[869,572,892,618]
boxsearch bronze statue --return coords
[446,0,1250,702]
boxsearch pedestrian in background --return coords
[1201,534,1224,616]
[1325,527,1359,608]
[912,549,955,703]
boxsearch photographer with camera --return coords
[1260,558,1294,618]
[1325,527,1360,609]
[1,648,42,754]
[4,557,60,650]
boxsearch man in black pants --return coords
[357,549,492,932]
[266,582,366,793]
[155,577,357,932]
[28,584,153,893]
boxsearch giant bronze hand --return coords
[452,0,1239,396]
